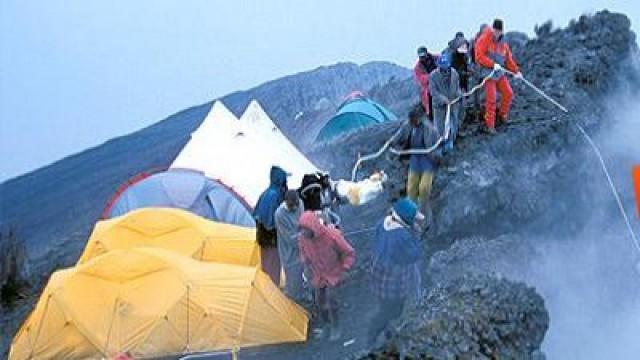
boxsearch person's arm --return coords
[504,45,520,74]
[474,33,494,69]
[333,232,355,270]
[414,62,429,88]
[452,70,463,97]
[429,73,449,106]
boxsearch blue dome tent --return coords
[315,93,397,143]
[102,168,255,228]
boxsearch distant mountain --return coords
[221,61,411,145]
[0,61,408,280]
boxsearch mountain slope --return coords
[0,61,407,280]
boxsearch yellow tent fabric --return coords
[77,207,260,267]
[10,248,308,360]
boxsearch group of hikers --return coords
[251,17,523,346]
[405,17,522,216]
[253,165,424,345]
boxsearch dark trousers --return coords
[315,286,338,327]
[260,246,281,286]
[367,297,405,343]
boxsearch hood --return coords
[270,166,288,187]
[298,211,326,238]
[448,36,467,51]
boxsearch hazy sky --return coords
[1,1,638,181]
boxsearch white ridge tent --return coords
[171,100,319,207]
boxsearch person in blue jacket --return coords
[254,165,289,285]
[367,197,425,345]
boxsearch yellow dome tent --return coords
[77,207,260,267]
[10,248,308,360]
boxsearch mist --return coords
[524,81,640,358]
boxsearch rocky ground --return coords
[2,10,639,360]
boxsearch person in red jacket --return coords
[414,46,438,119]
[298,211,355,341]
[475,18,523,134]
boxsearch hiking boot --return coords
[498,114,509,124]
[486,126,498,135]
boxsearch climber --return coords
[275,190,305,301]
[367,198,424,345]
[429,52,463,153]
[475,18,523,134]
[319,172,342,225]
[445,32,472,91]
[395,108,440,218]
[298,211,355,341]
[414,46,439,119]
[254,165,289,285]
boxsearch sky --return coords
[1,1,638,181]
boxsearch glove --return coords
[493,63,502,71]
[514,71,524,79]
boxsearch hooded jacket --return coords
[274,199,303,267]
[474,27,519,79]
[414,53,438,114]
[298,211,355,288]
[395,119,441,165]
[429,67,463,137]
[253,166,288,230]
[373,216,421,266]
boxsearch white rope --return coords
[349,65,639,258]
[343,226,377,237]
[351,69,497,180]
[575,124,640,254]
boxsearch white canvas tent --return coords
[171,100,319,207]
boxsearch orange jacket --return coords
[474,28,519,74]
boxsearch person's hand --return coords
[514,71,524,79]
[493,63,502,71]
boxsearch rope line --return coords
[351,69,498,180]
[575,124,640,254]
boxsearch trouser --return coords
[260,246,281,286]
[367,297,405,343]
[407,170,433,207]
[315,286,338,328]
[283,263,304,301]
[484,76,513,129]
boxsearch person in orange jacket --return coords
[474,18,523,134]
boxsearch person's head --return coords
[392,198,419,227]
[284,189,299,211]
[319,172,331,189]
[270,166,289,188]
[437,53,452,75]
[408,108,421,127]
[455,31,465,39]
[492,18,504,39]
[417,46,428,59]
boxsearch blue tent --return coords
[103,168,255,228]
[315,94,397,143]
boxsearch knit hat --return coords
[437,53,451,69]
[493,18,504,31]
[417,46,428,57]
[392,198,418,226]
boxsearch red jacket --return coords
[414,59,434,114]
[298,211,355,288]
[474,28,519,74]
